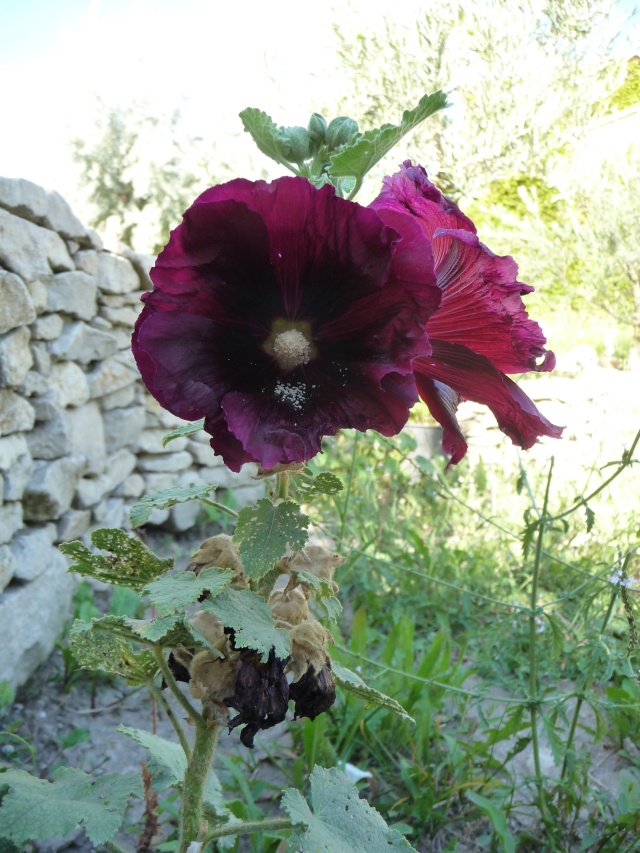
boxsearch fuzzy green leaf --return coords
[144,567,235,616]
[60,528,173,590]
[283,766,415,851]
[202,587,290,662]
[294,569,342,622]
[234,498,309,580]
[327,92,448,183]
[129,483,216,528]
[162,418,205,446]
[0,767,141,846]
[129,613,183,643]
[240,108,290,166]
[69,618,156,683]
[333,663,414,723]
[296,472,344,501]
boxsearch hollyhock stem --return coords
[276,471,290,500]
[201,816,293,845]
[179,719,221,853]
[154,646,203,725]
[148,679,191,758]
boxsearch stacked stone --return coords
[0,177,262,692]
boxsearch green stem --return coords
[528,457,553,829]
[201,816,293,846]
[276,471,290,500]
[200,498,238,519]
[153,646,203,726]
[338,430,360,552]
[103,842,129,853]
[148,679,191,758]
[179,720,221,853]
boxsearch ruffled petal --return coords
[413,375,467,465]
[414,340,563,459]
[428,228,555,374]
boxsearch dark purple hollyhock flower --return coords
[132,176,441,471]
[370,162,563,465]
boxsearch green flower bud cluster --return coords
[274,113,360,177]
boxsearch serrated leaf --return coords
[240,108,290,166]
[327,92,448,183]
[466,791,516,853]
[283,766,415,852]
[129,613,184,643]
[234,498,309,581]
[129,483,216,528]
[583,500,596,533]
[202,588,290,662]
[144,567,235,616]
[0,767,141,846]
[296,472,344,501]
[333,663,414,723]
[117,726,186,790]
[294,569,342,622]
[69,618,156,684]
[162,418,205,446]
[60,529,173,590]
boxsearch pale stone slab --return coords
[44,271,97,321]
[31,313,64,341]
[99,383,137,411]
[0,434,29,471]
[49,321,118,364]
[75,448,136,508]
[187,439,219,467]
[0,326,33,386]
[122,249,154,290]
[0,177,90,241]
[74,249,98,275]
[99,304,141,326]
[0,502,23,543]
[23,456,85,521]
[61,403,106,475]
[114,473,145,498]
[87,352,138,398]
[137,450,193,473]
[19,370,49,397]
[50,362,91,408]
[0,208,73,280]
[10,523,57,581]
[0,271,36,334]
[102,405,146,453]
[95,252,139,295]
[0,549,74,692]
[31,390,58,422]
[0,390,35,435]
[0,544,15,594]
[29,341,51,375]
[3,450,34,501]
[136,429,187,454]
[57,508,92,541]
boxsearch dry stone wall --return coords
[0,177,264,692]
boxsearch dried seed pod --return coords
[288,618,333,683]
[282,543,344,593]
[190,610,226,651]
[187,534,249,588]
[268,587,310,627]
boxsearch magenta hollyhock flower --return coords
[370,162,563,465]
[132,176,441,471]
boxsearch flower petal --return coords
[428,228,555,374]
[414,340,563,459]
[413,374,468,466]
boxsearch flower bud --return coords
[308,113,327,143]
[325,116,359,149]
[280,126,311,164]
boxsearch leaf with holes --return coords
[162,418,205,446]
[282,766,415,851]
[333,663,414,723]
[294,569,342,622]
[129,483,216,528]
[202,587,290,662]
[144,567,235,616]
[234,499,309,581]
[0,767,141,846]
[69,618,156,684]
[60,529,173,590]
[295,472,344,501]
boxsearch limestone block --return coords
[60,402,106,475]
[87,351,138,398]
[9,523,57,581]
[0,326,33,386]
[146,507,170,526]
[50,362,91,408]
[168,499,203,532]
[30,341,51,375]
[137,429,187,454]
[66,240,80,255]
[90,315,112,331]
[99,305,141,326]
[0,472,3,504]
[3,450,34,501]
[197,465,236,490]
[49,321,118,364]
[111,327,135,350]
[95,253,139,295]
[0,177,89,242]
[142,473,175,492]
[0,549,74,692]
[75,448,136,508]
[27,412,70,459]
[233,482,266,508]
[30,391,58,422]
[99,383,137,410]
[187,439,219,467]
[26,278,47,313]
[114,473,145,498]
[0,390,35,435]
[57,508,92,541]
[137,451,193,473]
[102,405,146,452]
[74,249,98,275]
[31,313,64,341]
[0,545,15,594]
[23,456,85,521]
[0,502,23,544]
[0,208,73,280]
[0,434,29,471]
[19,370,49,397]
[189,428,213,445]
[0,270,36,334]
[44,271,97,321]
[93,497,126,528]
[121,249,154,290]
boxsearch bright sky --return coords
[1,0,638,213]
